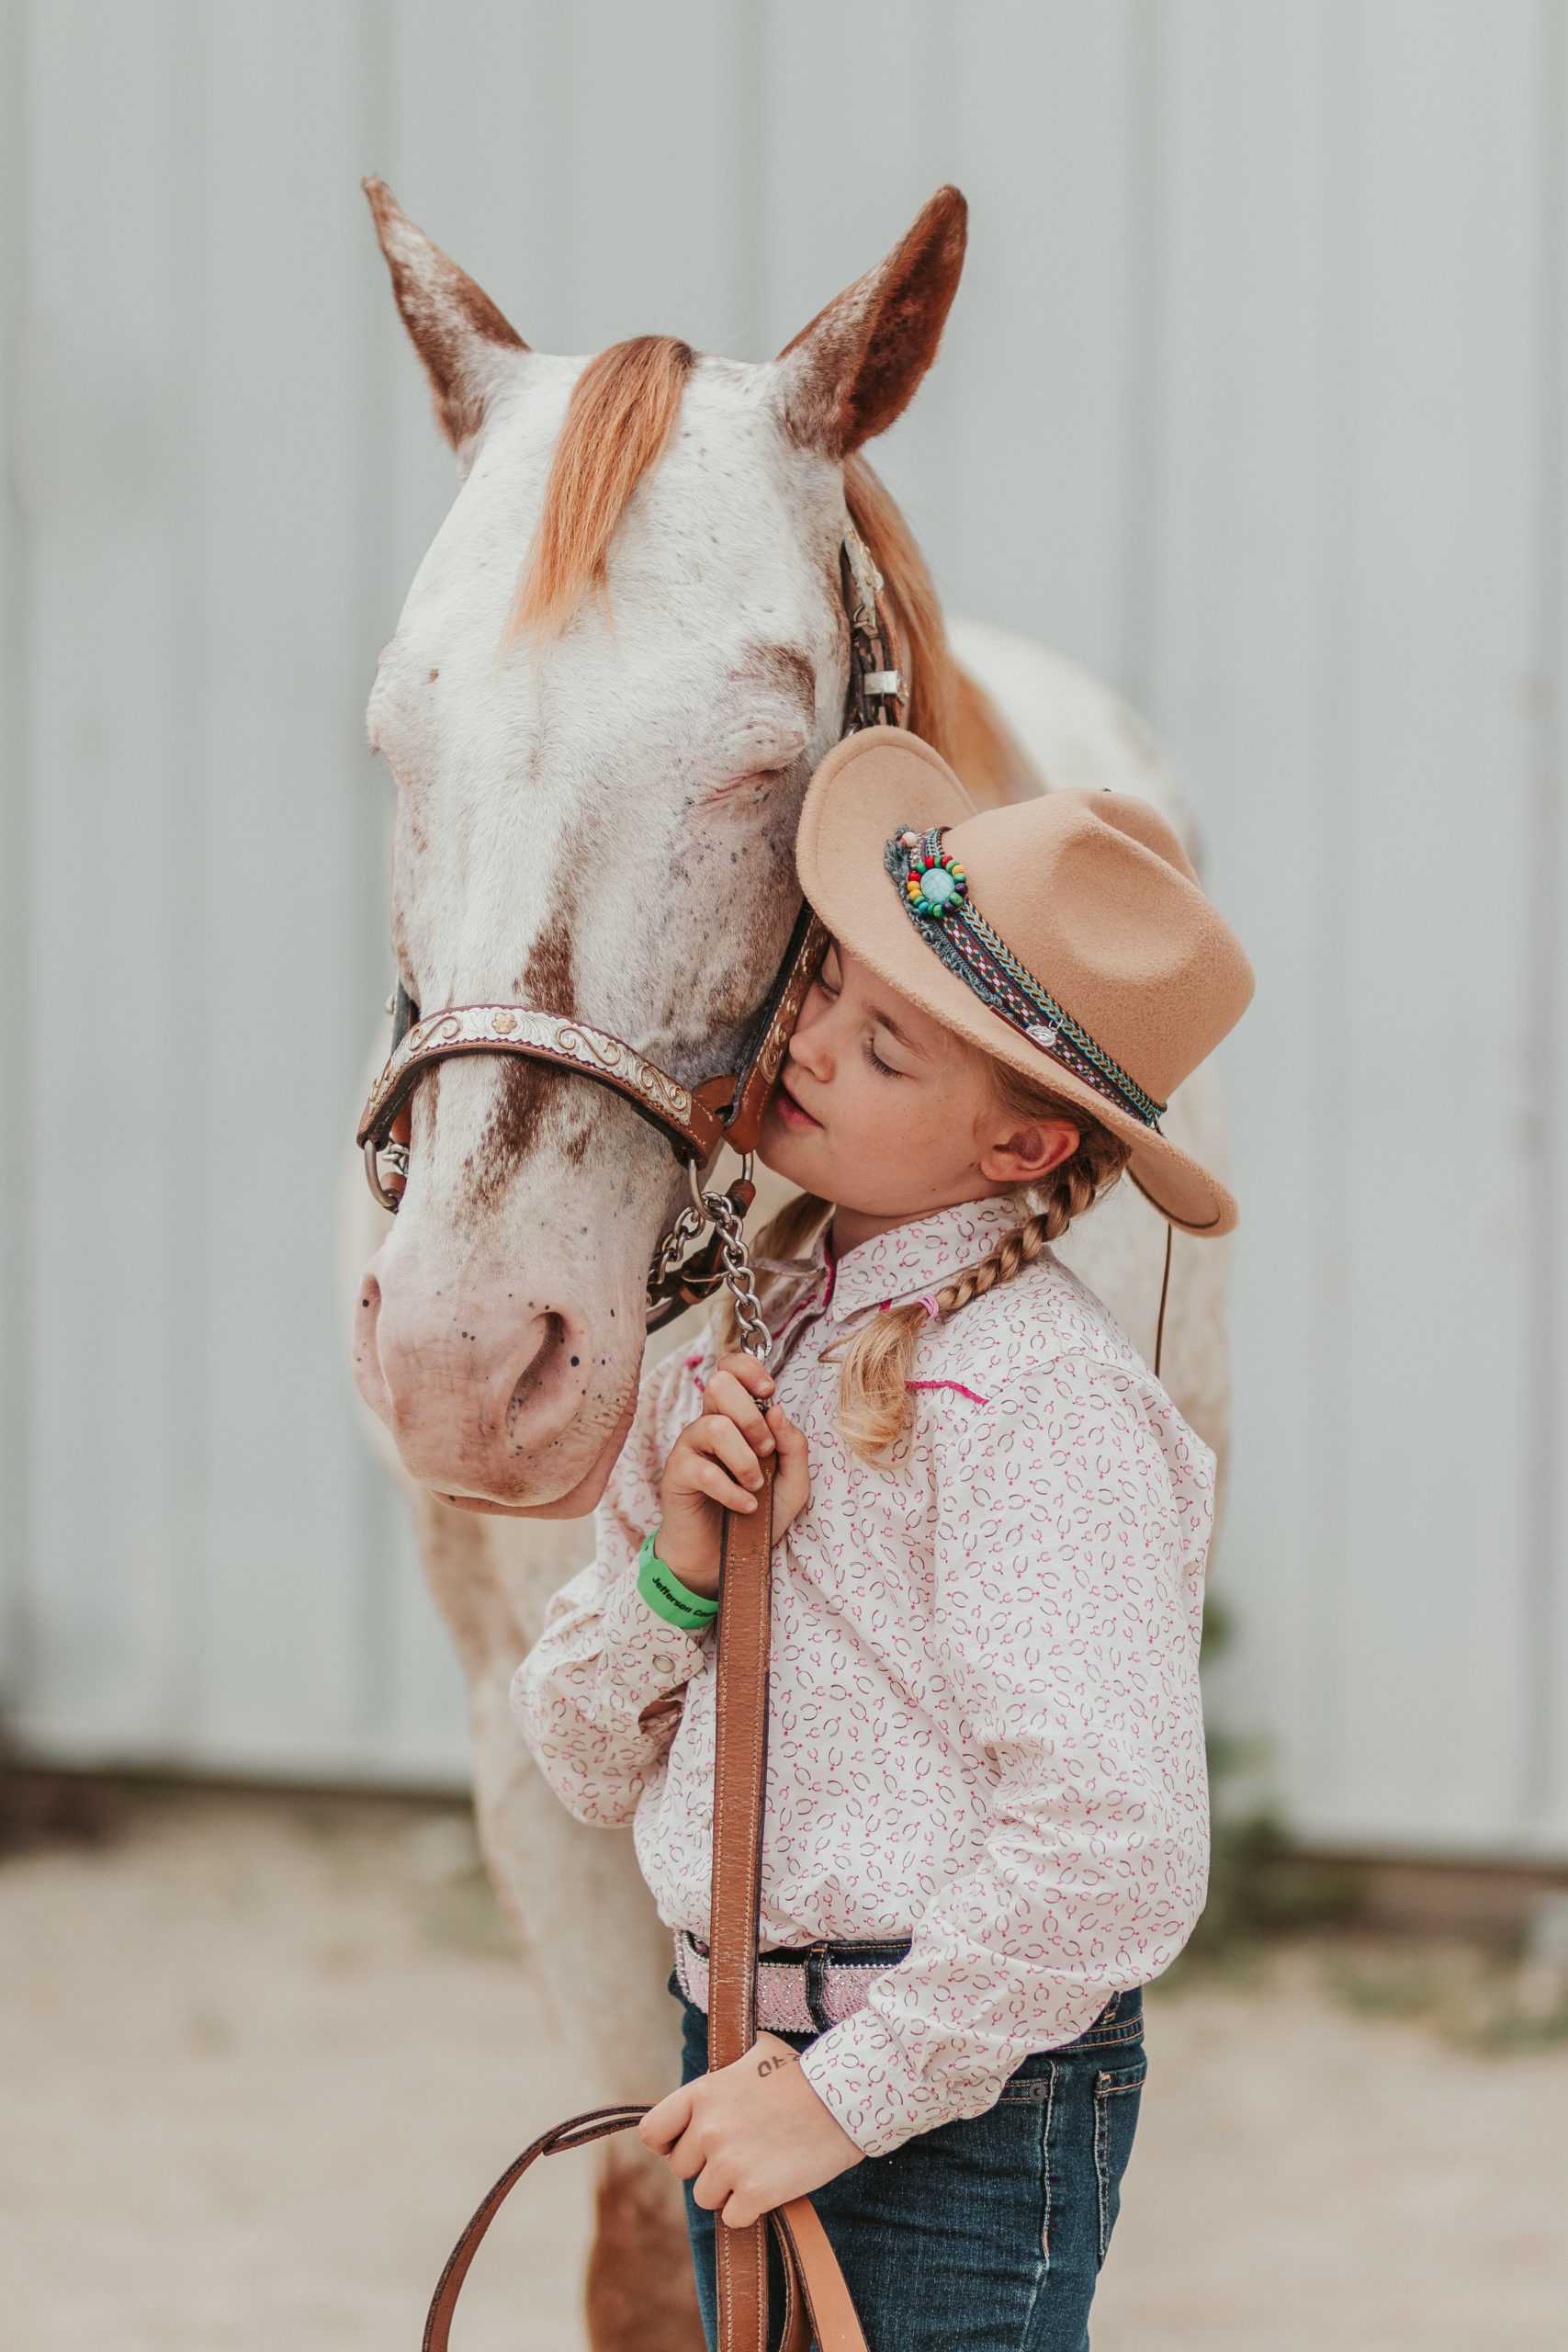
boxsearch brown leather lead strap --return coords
[708,1452,776,2352]
[421,2108,655,2352]
[418,1450,872,2350]
[418,2109,868,2352]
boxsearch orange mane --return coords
[502,334,696,642]
[500,339,958,761]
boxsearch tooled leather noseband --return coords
[355,519,902,1335]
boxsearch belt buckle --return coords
[690,1930,833,1964]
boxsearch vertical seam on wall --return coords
[1311,1,1359,1822]
[0,0,32,1706]
[922,0,964,577]
[1122,0,1162,715]
[1523,0,1564,1827]
[169,0,212,1741]
[730,0,767,362]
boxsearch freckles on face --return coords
[758,941,992,1214]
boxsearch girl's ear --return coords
[363,177,530,460]
[982,1118,1081,1187]
[769,186,968,460]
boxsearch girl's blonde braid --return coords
[825,1117,1131,1462]
[709,1085,1133,1464]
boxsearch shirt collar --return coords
[811,1192,1033,1327]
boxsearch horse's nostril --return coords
[503,1308,575,1442]
[358,1262,610,1498]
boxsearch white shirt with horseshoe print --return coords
[511,1188,1216,2161]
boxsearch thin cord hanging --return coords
[1153,1219,1174,1380]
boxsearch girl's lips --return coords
[774,1074,822,1129]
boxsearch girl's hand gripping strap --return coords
[417,1450,872,2352]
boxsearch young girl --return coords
[512,727,1255,2349]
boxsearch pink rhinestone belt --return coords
[672,1928,910,2033]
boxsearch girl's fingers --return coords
[702,1368,775,1459]
[687,1413,771,1491]
[688,1457,759,1513]
[767,1404,806,1454]
[713,1351,775,1402]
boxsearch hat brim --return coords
[794,728,1239,1238]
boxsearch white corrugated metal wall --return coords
[2,1,1562,1858]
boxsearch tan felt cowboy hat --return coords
[795,726,1256,1237]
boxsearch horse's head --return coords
[351,178,966,1515]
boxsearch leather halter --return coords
[356,520,903,1331]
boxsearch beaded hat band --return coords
[884,824,1168,1131]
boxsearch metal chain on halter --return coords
[645,1157,773,1364]
[645,1201,710,1311]
[639,523,899,1354]
[701,1183,773,1365]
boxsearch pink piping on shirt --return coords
[872,1291,989,1405]
[865,1287,989,1403]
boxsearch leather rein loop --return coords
[416,1460,872,2352]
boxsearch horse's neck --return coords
[946,661,1048,808]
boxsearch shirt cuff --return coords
[598,1555,713,1717]
[797,2005,947,2161]
[797,1976,1128,2161]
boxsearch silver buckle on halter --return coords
[842,519,904,727]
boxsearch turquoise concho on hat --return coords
[884,825,1168,1131]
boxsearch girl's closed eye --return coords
[814,964,903,1078]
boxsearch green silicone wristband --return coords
[637,1527,719,1631]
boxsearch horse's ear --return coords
[363,178,528,456]
[770,186,967,460]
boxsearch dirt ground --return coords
[3,1783,1563,2351]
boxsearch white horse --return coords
[342,178,1236,2350]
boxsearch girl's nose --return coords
[785,1007,829,1076]
[785,1032,829,1083]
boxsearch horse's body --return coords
[343,184,1234,2348]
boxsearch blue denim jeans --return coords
[667,1940,1146,2352]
